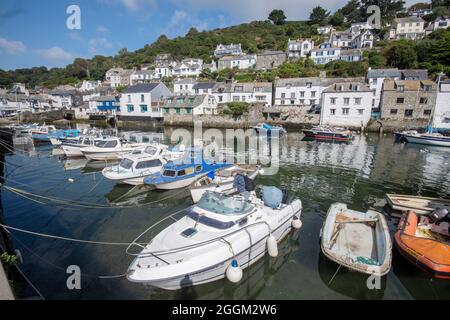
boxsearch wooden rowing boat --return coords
[320,203,392,276]
[386,194,450,215]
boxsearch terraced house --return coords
[119,83,172,120]
[380,79,437,123]
[162,95,218,116]
[212,82,272,107]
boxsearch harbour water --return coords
[1,127,450,300]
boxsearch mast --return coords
[429,72,444,132]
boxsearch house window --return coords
[140,105,148,113]
[330,109,336,115]
[233,96,240,102]
[405,109,413,117]
[290,93,295,99]
[127,105,134,112]
[423,85,432,92]
[281,100,285,105]
[310,99,316,105]
[424,109,432,115]
[311,91,316,97]
[241,96,246,101]
[218,96,223,102]
[290,100,295,105]
[330,98,336,105]
[390,109,398,114]
[281,93,286,98]
[355,98,361,105]
[299,99,304,104]
[300,91,305,97]
[186,108,192,114]
[397,97,404,104]
[306,82,312,88]
[344,98,350,105]
[357,109,364,115]
[420,97,428,104]
[234,86,243,92]
[127,95,131,103]
[397,85,404,92]
[175,108,180,114]
[342,108,350,115]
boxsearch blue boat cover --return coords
[262,123,273,130]
[261,186,283,209]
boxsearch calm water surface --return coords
[1,128,450,300]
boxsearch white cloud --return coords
[162,10,209,37]
[120,0,156,11]
[97,25,109,34]
[0,37,26,55]
[89,37,113,54]
[36,47,74,63]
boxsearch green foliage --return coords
[0,253,17,266]
[223,102,249,116]
[385,40,418,69]
[368,51,387,68]
[329,12,345,27]
[115,85,128,93]
[310,6,330,26]
[268,9,287,25]
[338,0,362,24]
[324,60,369,77]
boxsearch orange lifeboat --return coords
[395,210,450,279]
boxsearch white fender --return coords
[226,259,243,283]
[267,235,278,257]
[292,217,302,229]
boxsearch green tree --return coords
[339,0,362,23]
[268,9,287,25]
[385,41,418,69]
[329,12,345,27]
[309,6,330,26]
[223,102,249,117]
[368,51,387,68]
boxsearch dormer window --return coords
[397,85,405,92]
[234,86,243,92]
[306,82,312,88]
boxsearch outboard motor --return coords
[429,208,450,234]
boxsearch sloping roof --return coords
[123,83,160,93]
[175,78,196,84]
[275,77,365,88]
[383,79,435,91]
[323,82,372,93]
[213,82,272,93]
[219,54,256,61]
[395,16,424,23]
[257,51,286,57]
[400,69,428,80]
[367,68,400,79]
[163,95,207,108]
[193,82,216,90]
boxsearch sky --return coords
[0,0,422,71]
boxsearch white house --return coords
[317,25,334,35]
[193,82,216,95]
[162,95,218,116]
[119,83,172,120]
[0,94,31,115]
[330,31,353,48]
[389,17,425,40]
[131,70,157,84]
[172,60,203,78]
[320,82,373,127]
[154,65,172,79]
[339,49,363,62]
[214,43,243,57]
[217,55,256,70]
[48,90,76,109]
[79,80,101,92]
[212,82,272,107]
[311,43,341,65]
[366,68,401,112]
[351,30,374,49]
[173,78,196,96]
[287,39,314,59]
[425,16,450,34]
[105,68,133,88]
[432,80,450,131]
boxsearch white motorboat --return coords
[61,136,104,157]
[80,137,148,161]
[126,190,302,290]
[402,131,450,147]
[102,145,183,186]
[189,164,261,203]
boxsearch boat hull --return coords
[102,168,161,186]
[62,145,86,157]
[386,194,450,215]
[127,201,301,290]
[303,130,353,141]
[403,134,450,147]
[153,175,204,190]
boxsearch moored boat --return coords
[126,189,303,290]
[102,145,183,186]
[61,136,105,157]
[320,203,392,276]
[386,194,450,215]
[189,164,261,203]
[252,123,287,136]
[143,148,233,190]
[80,137,148,161]
[402,131,450,147]
[303,126,353,142]
[395,210,450,279]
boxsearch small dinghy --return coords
[395,210,450,279]
[189,164,261,203]
[320,203,392,276]
[386,194,450,215]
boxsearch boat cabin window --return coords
[177,169,186,177]
[119,158,133,170]
[83,138,91,145]
[163,170,176,177]
[197,192,253,215]
[144,146,158,156]
[96,140,118,148]
[195,165,202,172]
[135,159,163,169]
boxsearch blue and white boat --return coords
[401,131,450,147]
[32,128,80,143]
[144,148,232,190]
[252,123,287,136]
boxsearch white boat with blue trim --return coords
[402,131,450,147]
[126,190,302,290]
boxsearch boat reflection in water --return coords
[156,230,300,300]
[318,252,387,300]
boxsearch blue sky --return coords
[0,0,421,70]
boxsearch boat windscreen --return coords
[144,146,158,155]
[119,158,133,170]
[197,192,253,216]
[135,159,162,169]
